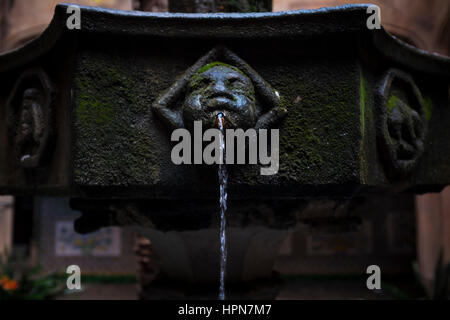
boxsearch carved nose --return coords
[212,81,226,94]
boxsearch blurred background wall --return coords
[273,0,450,56]
[0,0,133,52]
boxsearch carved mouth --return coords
[206,97,234,110]
[210,110,236,128]
[205,92,236,109]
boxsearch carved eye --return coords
[227,77,244,87]
[199,77,212,88]
[190,77,211,92]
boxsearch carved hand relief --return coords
[152,46,287,131]
[376,69,428,179]
[7,69,55,168]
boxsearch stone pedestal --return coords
[136,226,289,299]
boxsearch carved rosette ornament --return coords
[376,69,428,179]
[6,69,55,168]
[152,46,287,131]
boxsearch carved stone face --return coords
[16,88,45,166]
[7,69,55,169]
[152,47,286,131]
[387,97,424,163]
[376,69,427,179]
[183,64,257,129]
[17,89,39,144]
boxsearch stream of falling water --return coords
[217,113,228,300]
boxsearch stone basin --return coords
[0,3,449,297]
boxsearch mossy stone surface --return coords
[69,34,450,198]
[73,51,161,187]
[72,38,366,197]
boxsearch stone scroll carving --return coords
[7,69,55,168]
[376,69,428,179]
[152,46,287,131]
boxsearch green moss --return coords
[423,96,433,121]
[196,61,244,75]
[73,52,161,186]
[358,70,373,185]
[359,75,366,138]
[275,62,360,183]
[387,95,402,113]
[75,94,114,126]
[387,93,433,122]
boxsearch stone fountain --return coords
[0,1,449,298]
